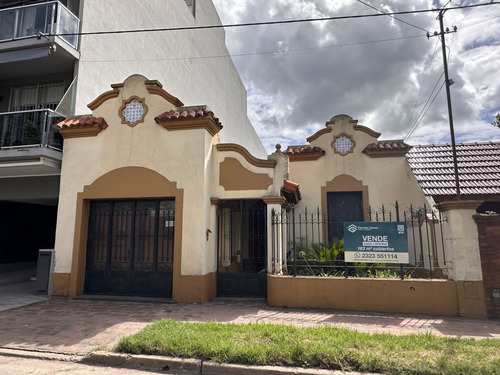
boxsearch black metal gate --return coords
[216,200,267,298]
[85,199,175,297]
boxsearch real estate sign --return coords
[343,222,408,263]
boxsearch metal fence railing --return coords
[0,1,79,48]
[271,202,448,280]
[0,109,63,150]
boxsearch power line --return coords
[355,0,430,32]
[79,34,425,63]
[404,73,445,141]
[459,14,500,29]
[45,2,500,38]
[404,80,445,142]
[405,38,441,131]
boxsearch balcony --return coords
[0,1,80,80]
[0,109,64,178]
[0,1,79,48]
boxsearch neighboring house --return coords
[406,142,500,213]
[0,0,264,267]
[284,114,426,241]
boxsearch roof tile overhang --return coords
[363,140,412,158]
[57,116,108,138]
[284,145,325,161]
[155,105,223,136]
[281,179,302,204]
[406,141,500,198]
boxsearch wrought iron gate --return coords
[85,199,175,297]
[216,200,267,297]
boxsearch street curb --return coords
[0,347,83,362]
[83,351,382,375]
[82,352,201,373]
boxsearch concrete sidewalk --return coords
[0,297,499,373]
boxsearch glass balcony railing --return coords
[0,1,79,48]
[0,109,64,150]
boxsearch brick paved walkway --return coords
[0,298,499,356]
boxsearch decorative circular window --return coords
[119,96,148,127]
[332,134,355,155]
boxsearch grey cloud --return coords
[213,0,500,151]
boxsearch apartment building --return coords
[0,0,265,268]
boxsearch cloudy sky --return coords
[211,0,500,153]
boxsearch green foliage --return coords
[22,120,40,139]
[491,112,500,128]
[115,319,500,375]
[294,239,345,277]
[289,239,404,278]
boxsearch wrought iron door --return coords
[216,200,267,298]
[85,199,175,297]
[327,192,363,242]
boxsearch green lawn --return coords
[115,319,500,375]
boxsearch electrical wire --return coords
[45,2,500,38]
[459,14,500,29]
[355,0,430,32]
[404,76,446,141]
[405,38,441,131]
[79,34,425,63]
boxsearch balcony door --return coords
[10,82,65,111]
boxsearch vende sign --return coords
[343,222,409,264]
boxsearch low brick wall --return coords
[474,214,500,318]
[267,275,460,316]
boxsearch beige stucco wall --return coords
[54,75,214,277]
[75,0,266,158]
[440,202,484,282]
[268,275,459,316]
[212,150,282,200]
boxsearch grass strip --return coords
[115,319,500,375]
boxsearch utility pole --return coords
[427,8,461,200]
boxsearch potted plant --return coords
[22,120,41,144]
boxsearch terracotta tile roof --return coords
[363,140,412,152]
[57,116,108,129]
[284,145,326,161]
[155,105,222,128]
[406,141,500,197]
[281,179,302,204]
[284,145,325,155]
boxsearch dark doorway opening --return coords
[327,191,364,242]
[216,199,267,298]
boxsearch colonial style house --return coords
[2,1,497,319]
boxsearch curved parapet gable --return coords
[87,75,184,112]
[87,85,121,111]
[145,79,184,107]
[353,124,381,138]
[216,143,276,168]
[215,143,280,195]
[306,127,331,143]
[303,114,381,149]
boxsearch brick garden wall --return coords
[474,214,500,318]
